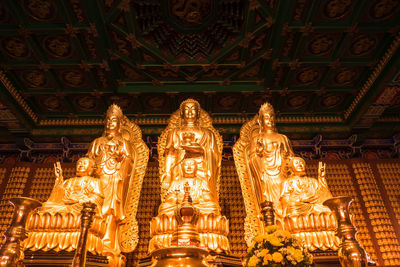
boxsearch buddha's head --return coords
[258,102,276,131]
[180,99,200,124]
[182,158,197,178]
[76,157,95,177]
[105,104,123,134]
[290,157,306,177]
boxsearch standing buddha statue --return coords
[86,104,149,266]
[149,99,229,253]
[247,102,294,214]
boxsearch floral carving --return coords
[296,68,320,85]
[334,68,358,85]
[2,37,30,58]
[350,35,376,56]
[370,0,399,20]
[25,0,56,21]
[62,70,85,87]
[321,94,343,108]
[44,36,72,58]
[23,70,47,87]
[323,0,352,19]
[309,35,334,55]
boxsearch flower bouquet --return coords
[245,225,313,267]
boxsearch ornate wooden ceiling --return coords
[0,0,399,141]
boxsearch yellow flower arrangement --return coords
[245,225,313,267]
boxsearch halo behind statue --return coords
[117,113,149,253]
[233,114,264,247]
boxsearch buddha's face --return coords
[76,158,92,176]
[105,114,120,133]
[261,112,275,129]
[182,159,197,177]
[182,102,199,123]
[291,158,306,175]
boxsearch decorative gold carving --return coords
[2,37,29,58]
[350,35,376,56]
[62,70,85,87]
[42,96,62,111]
[334,68,357,85]
[169,0,211,25]
[324,0,352,19]
[371,0,399,19]
[287,95,308,109]
[0,71,38,122]
[75,96,97,111]
[309,35,333,55]
[150,99,229,253]
[23,70,47,88]
[25,0,56,21]
[43,35,72,58]
[296,68,319,84]
[321,94,343,108]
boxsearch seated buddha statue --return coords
[41,158,104,214]
[233,102,339,251]
[24,157,108,258]
[24,104,149,267]
[280,157,339,251]
[281,157,332,217]
[149,99,229,253]
[159,158,219,216]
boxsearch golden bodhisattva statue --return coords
[233,102,339,251]
[24,104,149,267]
[150,99,229,253]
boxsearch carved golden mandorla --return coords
[232,116,264,247]
[118,114,149,253]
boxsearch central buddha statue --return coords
[150,99,229,253]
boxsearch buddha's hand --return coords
[54,162,63,185]
[161,173,171,190]
[161,181,170,191]
[181,141,202,153]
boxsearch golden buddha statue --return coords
[233,102,339,251]
[280,157,339,251]
[159,158,219,217]
[150,99,229,253]
[41,158,103,214]
[25,157,108,260]
[24,104,149,267]
[247,102,294,214]
[281,157,333,216]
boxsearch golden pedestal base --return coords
[23,251,109,267]
[139,253,242,267]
